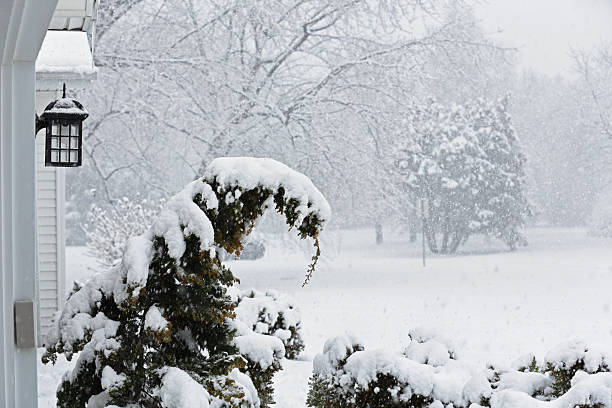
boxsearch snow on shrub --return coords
[307,333,470,407]
[235,288,305,360]
[403,327,458,366]
[543,340,610,397]
[308,334,612,408]
[231,319,285,407]
[464,363,552,406]
[306,334,365,408]
[43,157,330,408]
[489,373,612,408]
[83,196,163,268]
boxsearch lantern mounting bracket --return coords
[35,114,45,137]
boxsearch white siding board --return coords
[39,253,57,263]
[38,189,56,200]
[38,185,57,193]
[38,198,57,208]
[38,234,57,244]
[38,183,57,191]
[38,216,56,227]
[39,234,57,245]
[37,173,55,184]
[38,210,57,220]
[39,243,57,254]
[40,263,56,271]
[40,276,57,286]
[39,298,58,309]
[40,261,57,270]
[39,273,57,282]
[40,288,58,298]
[39,280,57,291]
[37,171,56,181]
[39,310,56,318]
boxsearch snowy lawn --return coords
[38,227,612,407]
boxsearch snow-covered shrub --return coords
[231,320,285,407]
[403,327,458,366]
[466,342,612,408]
[307,333,470,408]
[306,334,365,407]
[483,372,612,408]
[473,341,611,404]
[82,196,163,268]
[543,340,610,398]
[464,362,552,406]
[235,289,305,360]
[43,157,330,408]
[309,335,612,408]
[463,342,612,407]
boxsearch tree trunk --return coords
[440,232,450,254]
[409,230,417,243]
[424,221,439,253]
[408,208,418,242]
[375,223,383,245]
[448,232,463,254]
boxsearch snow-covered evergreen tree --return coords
[396,96,531,253]
[473,97,531,248]
[43,157,330,408]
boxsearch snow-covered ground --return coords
[38,227,612,407]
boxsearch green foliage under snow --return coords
[307,334,612,408]
[43,157,329,408]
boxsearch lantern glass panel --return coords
[69,151,78,163]
[51,150,59,162]
[51,137,59,148]
[60,137,69,149]
[61,124,69,136]
[70,124,80,136]
[61,151,69,162]
[70,137,79,148]
[51,121,59,135]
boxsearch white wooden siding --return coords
[36,91,66,337]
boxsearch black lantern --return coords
[36,84,88,167]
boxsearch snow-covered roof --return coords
[36,30,97,91]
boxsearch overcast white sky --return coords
[474,0,612,77]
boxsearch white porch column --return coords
[0,1,58,407]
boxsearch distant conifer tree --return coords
[396,96,531,253]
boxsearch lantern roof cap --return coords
[40,96,89,121]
